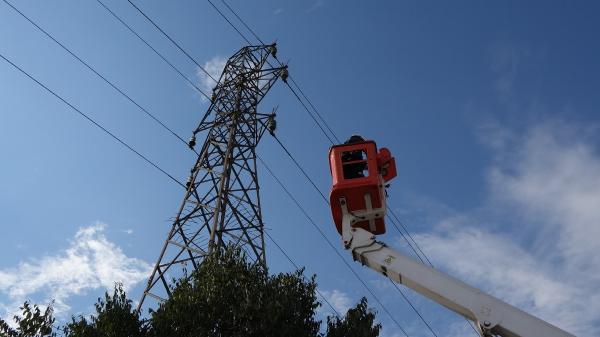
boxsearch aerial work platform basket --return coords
[329,139,397,235]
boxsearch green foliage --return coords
[149,247,321,337]
[0,301,56,337]
[60,317,95,337]
[263,271,321,337]
[63,284,146,337]
[325,297,381,337]
[2,247,383,337]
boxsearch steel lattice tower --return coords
[139,44,287,308]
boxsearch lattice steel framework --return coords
[139,44,287,308]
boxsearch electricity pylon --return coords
[139,44,287,309]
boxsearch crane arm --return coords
[338,196,575,337]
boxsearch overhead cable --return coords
[389,208,433,266]
[101,3,426,335]
[204,3,438,335]
[270,134,438,335]
[1,0,191,148]
[218,0,341,143]
[3,3,338,316]
[1,47,334,322]
[258,156,410,337]
[209,0,339,144]
[272,133,426,263]
[95,0,212,101]
[264,230,342,317]
[0,51,185,189]
[126,0,218,83]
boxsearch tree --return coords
[325,297,381,337]
[0,301,56,337]
[63,284,147,337]
[2,247,382,337]
[149,247,321,337]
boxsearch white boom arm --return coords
[338,193,575,337]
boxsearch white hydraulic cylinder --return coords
[339,197,575,337]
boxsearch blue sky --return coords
[1,1,599,336]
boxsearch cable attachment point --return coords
[281,66,289,83]
[267,113,277,135]
[188,135,196,149]
[270,43,278,59]
[211,89,218,103]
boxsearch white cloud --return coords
[196,56,227,101]
[411,121,600,336]
[320,289,352,315]
[490,122,600,275]
[0,223,151,318]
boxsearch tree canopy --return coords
[325,298,381,337]
[1,247,382,337]
[62,284,147,337]
[150,247,322,337]
[0,301,55,337]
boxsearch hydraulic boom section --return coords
[328,136,575,337]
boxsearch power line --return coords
[210,169,342,318]
[270,134,439,337]
[388,279,439,337]
[91,3,343,320]
[283,81,336,144]
[109,0,426,282]
[258,156,410,337]
[0,47,332,325]
[218,0,341,144]
[92,1,342,319]
[264,230,341,318]
[0,0,190,148]
[210,4,420,250]
[389,208,433,266]
[272,132,426,263]
[208,0,339,145]
[0,51,185,189]
[218,0,264,45]
[219,0,341,143]
[202,5,475,334]
[271,134,329,204]
[286,76,341,143]
[2,5,338,319]
[233,201,342,318]
[126,0,218,83]
[95,0,212,101]
[98,3,433,334]
[3,2,439,333]
[123,0,338,169]
[207,0,252,45]
[271,101,479,336]
[203,0,447,268]
[201,2,438,331]
[388,208,478,337]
